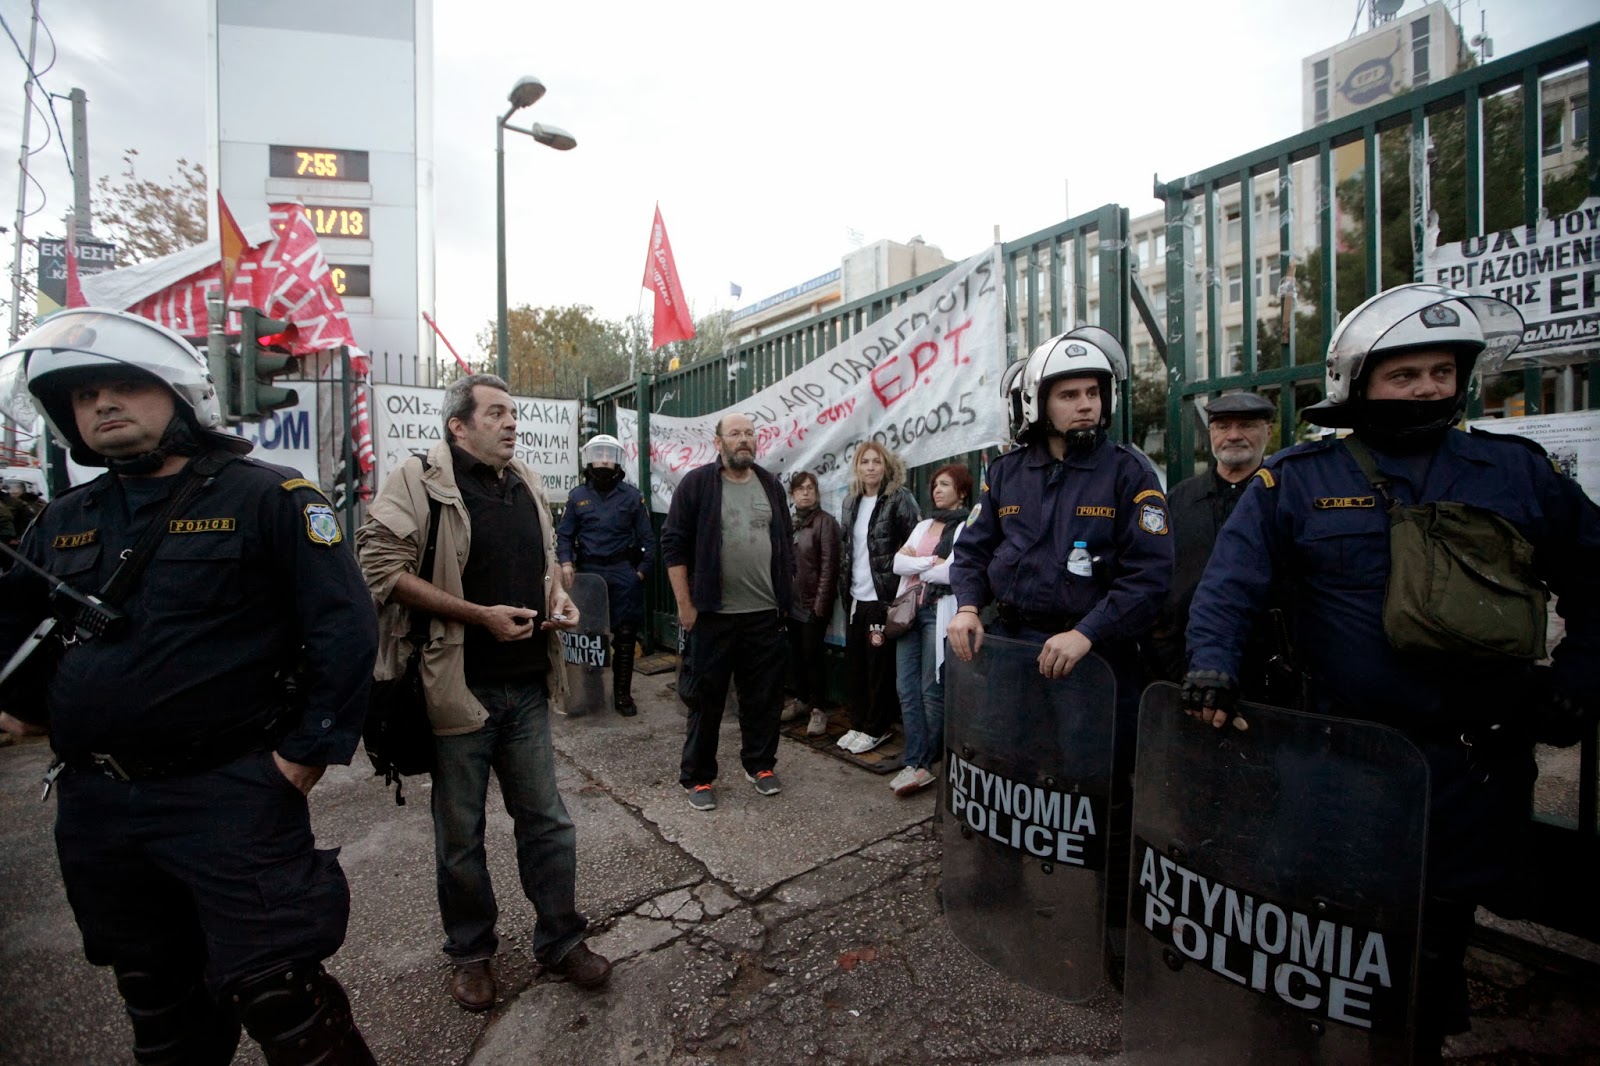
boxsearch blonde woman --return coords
[835,441,920,754]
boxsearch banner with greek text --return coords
[228,391,319,483]
[371,384,580,503]
[1425,198,1600,364]
[617,246,1007,513]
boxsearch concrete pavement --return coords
[1,673,1597,1064]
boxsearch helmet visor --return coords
[0,349,33,427]
[583,441,623,466]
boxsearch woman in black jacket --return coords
[784,471,841,737]
[836,441,920,754]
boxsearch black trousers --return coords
[845,599,901,737]
[786,616,830,708]
[54,750,349,993]
[679,610,786,787]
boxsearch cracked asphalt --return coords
[2,673,1597,1065]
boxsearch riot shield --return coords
[940,635,1117,1002]
[1123,683,1428,1064]
[558,573,610,717]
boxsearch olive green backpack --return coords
[1343,437,1548,661]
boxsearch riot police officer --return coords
[0,309,379,1065]
[557,433,653,715]
[949,325,1173,977]
[1185,283,1600,1055]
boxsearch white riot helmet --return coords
[1304,283,1523,428]
[581,434,624,467]
[1014,325,1128,435]
[0,308,247,466]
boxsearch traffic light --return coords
[239,306,298,418]
[204,294,238,424]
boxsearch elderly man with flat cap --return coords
[1146,391,1283,694]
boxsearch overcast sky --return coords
[1,0,1594,358]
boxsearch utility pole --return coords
[70,88,91,240]
[6,0,41,344]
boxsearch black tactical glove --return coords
[1181,669,1240,725]
[1531,667,1593,748]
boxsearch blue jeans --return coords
[431,677,586,965]
[895,603,945,769]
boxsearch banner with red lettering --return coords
[641,205,695,350]
[616,246,1006,513]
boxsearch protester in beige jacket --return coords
[356,373,610,1014]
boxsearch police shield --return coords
[1123,683,1427,1064]
[941,634,1117,1002]
[558,573,611,717]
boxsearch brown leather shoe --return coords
[451,959,496,1011]
[546,942,612,989]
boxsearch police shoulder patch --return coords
[1252,467,1277,489]
[304,502,344,546]
[1138,502,1170,535]
[280,477,320,493]
[1133,488,1166,505]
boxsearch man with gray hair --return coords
[357,373,612,1011]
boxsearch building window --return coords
[1138,235,1154,271]
[1154,231,1167,264]
[1575,94,1590,146]
[1254,256,1283,299]
[1225,325,1244,369]
[1411,17,1431,87]
[1226,209,1241,246]
[1314,58,1330,125]
[1226,265,1242,304]
[1543,99,1567,157]
[1254,191,1279,235]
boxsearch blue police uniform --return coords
[0,455,377,1012]
[556,480,653,628]
[1188,427,1600,1039]
[952,436,1173,649]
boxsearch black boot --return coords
[613,626,638,716]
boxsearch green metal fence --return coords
[591,204,1132,652]
[1153,22,1599,944]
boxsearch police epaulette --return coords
[279,477,320,493]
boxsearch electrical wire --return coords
[0,8,73,178]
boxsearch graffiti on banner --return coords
[371,384,580,502]
[617,247,1007,513]
[1426,198,1600,363]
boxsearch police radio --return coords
[0,541,127,716]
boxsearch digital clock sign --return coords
[269,145,370,182]
[303,205,369,238]
[328,264,371,299]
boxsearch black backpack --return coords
[364,460,442,804]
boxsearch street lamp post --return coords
[495,75,577,383]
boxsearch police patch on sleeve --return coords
[304,502,344,546]
[1138,502,1169,535]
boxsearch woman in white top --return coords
[888,464,974,795]
[835,442,920,755]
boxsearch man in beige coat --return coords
[357,374,611,1012]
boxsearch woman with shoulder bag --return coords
[836,442,920,755]
[888,464,973,796]
[784,471,841,737]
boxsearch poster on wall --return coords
[370,384,580,502]
[1426,198,1600,364]
[1469,408,1600,504]
[616,246,1009,514]
[227,391,320,483]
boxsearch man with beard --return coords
[1185,283,1599,1059]
[661,412,795,811]
[1145,391,1282,694]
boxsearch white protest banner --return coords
[1469,409,1600,504]
[371,384,581,502]
[228,391,320,482]
[1425,198,1600,363]
[617,247,1008,513]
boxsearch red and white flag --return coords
[63,228,88,309]
[641,205,695,350]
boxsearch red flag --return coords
[217,192,247,297]
[422,312,473,373]
[641,205,695,350]
[64,228,87,308]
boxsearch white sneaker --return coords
[850,732,890,754]
[806,709,829,736]
[897,767,938,796]
[889,767,917,792]
[836,730,863,750]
